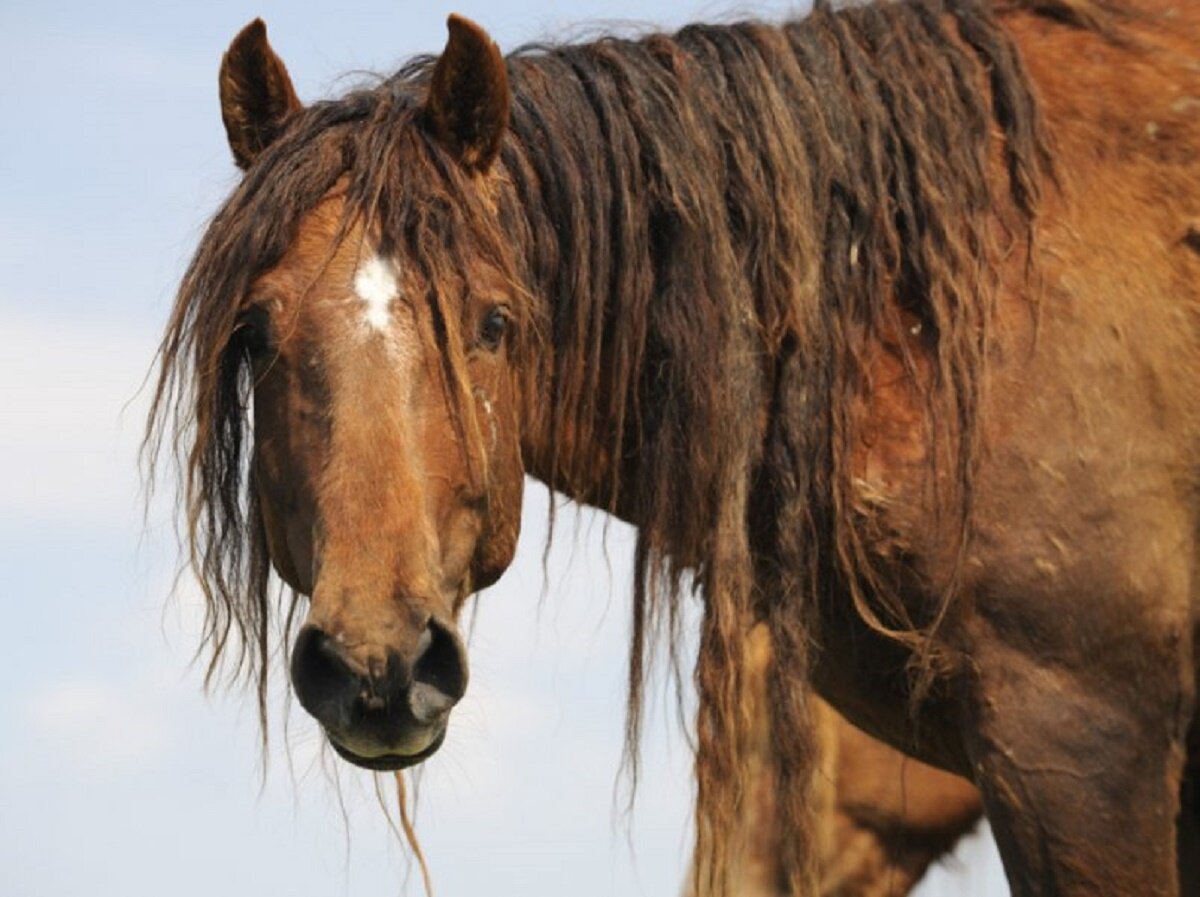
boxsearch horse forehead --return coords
[260,242,424,386]
[353,254,401,332]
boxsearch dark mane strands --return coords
[500,2,1055,889]
[144,1,1094,892]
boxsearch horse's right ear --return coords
[425,15,509,174]
[219,19,302,170]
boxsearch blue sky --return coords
[0,1,1007,894]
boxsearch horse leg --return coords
[819,716,983,897]
[965,643,1191,897]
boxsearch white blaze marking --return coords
[353,255,400,332]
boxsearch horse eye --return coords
[478,307,509,351]
[234,304,272,358]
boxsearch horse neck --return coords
[494,3,1051,538]
[499,32,787,525]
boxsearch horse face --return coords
[218,15,518,769]
[244,197,523,769]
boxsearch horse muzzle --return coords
[289,617,468,770]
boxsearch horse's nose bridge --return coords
[311,402,445,620]
[307,463,447,681]
[305,582,434,672]
[315,304,445,572]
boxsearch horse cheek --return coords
[256,467,304,591]
[474,438,523,590]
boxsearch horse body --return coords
[150,1,1200,894]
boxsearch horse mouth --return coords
[326,726,447,771]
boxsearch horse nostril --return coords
[291,619,466,734]
[290,625,357,724]
[411,618,467,717]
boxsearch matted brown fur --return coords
[146,0,1200,893]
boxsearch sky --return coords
[0,1,1008,895]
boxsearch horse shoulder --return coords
[968,6,1200,641]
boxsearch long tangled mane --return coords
[146,0,1119,891]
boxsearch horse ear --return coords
[425,15,510,174]
[219,19,303,170]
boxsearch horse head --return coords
[216,16,523,770]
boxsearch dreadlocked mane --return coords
[144,0,1113,892]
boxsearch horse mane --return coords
[145,0,1121,891]
[499,1,1061,887]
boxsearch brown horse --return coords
[147,0,1200,894]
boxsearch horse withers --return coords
[149,1,1200,893]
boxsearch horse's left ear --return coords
[425,15,509,174]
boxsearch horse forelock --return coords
[146,1,1126,892]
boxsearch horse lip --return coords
[326,726,447,771]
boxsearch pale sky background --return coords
[0,1,1008,895]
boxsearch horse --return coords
[693,626,985,897]
[146,0,1200,893]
